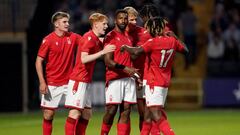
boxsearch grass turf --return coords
[0,109,239,135]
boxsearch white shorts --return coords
[106,77,137,104]
[41,85,68,109]
[136,79,147,99]
[145,85,168,107]
[65,80,91,110]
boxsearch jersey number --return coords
[160,49,174,67]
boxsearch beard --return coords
[117,24,127,31]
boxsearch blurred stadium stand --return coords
[0,0,240,112]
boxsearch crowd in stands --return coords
[207,1,240,77]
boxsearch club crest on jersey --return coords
[56,42,58,46]
[88,36,92,41]
[67,37,71,44]
[117,37,120,41]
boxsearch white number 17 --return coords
[160,49,174,67]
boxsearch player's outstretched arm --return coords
[166,31,189,53]
[121,45,144,56]
[81,45,115,64]
[104,52,141,80]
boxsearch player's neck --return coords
[54,29,65,37]
[92,29,101,37]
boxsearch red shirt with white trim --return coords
[38,32,81,86]
[104,29,133,83]
[141,36,185,87]
[70,30,102,83]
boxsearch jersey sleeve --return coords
[174,38,185,53]
[81,36,95,53]
[37,38,50,59]
[141,38,153,53]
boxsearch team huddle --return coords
[35,4,188,135]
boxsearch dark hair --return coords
[139,4,159,20]
[145,17,165,37]
[115,9,128,18]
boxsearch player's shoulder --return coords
[82,30,98,41]
[105,30,117,39]
[66,32,82,38]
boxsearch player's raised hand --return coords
[39,82,48,94]
[102,45,116,54]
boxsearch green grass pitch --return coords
[0,109,239,135]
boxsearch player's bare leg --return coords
[101,105,118,135]
[76,108,92,135]
[137,99,145,130]
[42,109,55,135]
[140,107,152,135]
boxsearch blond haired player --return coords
[64,13,115,135]
[36,11,81,135]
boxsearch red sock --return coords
[76,117,89,135]
[126,121,131,135]
[117,123,129,135]
[158,119,175,135]
[43,119,53,135]
[65,117,77,135]
[100,122,112,135]
[150,121,160,135]
[140,122,152,135]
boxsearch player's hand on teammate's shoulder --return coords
[39,82,48,94]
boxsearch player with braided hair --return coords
[121,17,188,135]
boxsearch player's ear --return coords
[54,22,59,27]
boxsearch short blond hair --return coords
[51,11,70,24]
[89,13,108,27]
[123,6,138,17]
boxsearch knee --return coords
[43,109,55,120]
[68,109,81,119]
[106,107,117,117]
[81,108,92,120]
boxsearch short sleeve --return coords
[81,36,95,53]
[37,38,50,59]
[141,38,154,53]
[174,38,185,53]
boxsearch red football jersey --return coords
[70,30,102,83]
[38,32,81,86]
[142,36,185,87]
[104,30,133,82]
[128,25,152,80]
